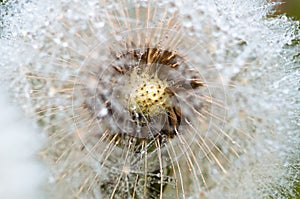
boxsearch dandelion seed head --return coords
[0,0,299,198]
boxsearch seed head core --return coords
[128,72,170,116]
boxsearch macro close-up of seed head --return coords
[0,0,299,199]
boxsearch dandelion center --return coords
[128,72,170,117]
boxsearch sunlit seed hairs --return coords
[0,0,299,199]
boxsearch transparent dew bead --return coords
[128,73,170,116]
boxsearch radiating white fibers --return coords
[0,0,299,198]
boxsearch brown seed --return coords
[190,80,205,88]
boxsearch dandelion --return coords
[0,85,47,199]
[0,0,299,198]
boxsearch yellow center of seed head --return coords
[128,72,170,116]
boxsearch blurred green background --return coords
[275,0,300,19]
